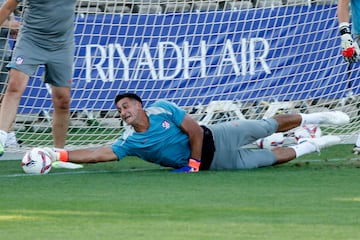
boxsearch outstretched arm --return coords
[45,147,119,164]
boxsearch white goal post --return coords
[6,0,360,151]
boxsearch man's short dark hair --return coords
[114,93,142,105]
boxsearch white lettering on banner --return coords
[86,44,107,82]
[249,38,270,75]
[241,38,247,75]
[183,40,207,79]
[110,43,137,81]
[217,39,241,76]
[158,42,182,80]
[134,42,158,80]
[84,38,270,82]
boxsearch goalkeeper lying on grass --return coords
[45,93,350,172]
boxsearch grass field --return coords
[1,144,360,240]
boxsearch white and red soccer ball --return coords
[256,133,285,150]
[293,124,322,143]
[21,147,52,175]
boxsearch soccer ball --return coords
[256,133,284,150]
[21,147,52,175]
[294,124,322,143]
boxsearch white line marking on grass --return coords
[0,168,164,178]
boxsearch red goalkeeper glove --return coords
[172,158,201,173]
[340,22,360,63]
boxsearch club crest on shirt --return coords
[15,56,24,64]
[161,120,170,129]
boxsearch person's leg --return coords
[210,134,342,170]
[0,69,29,151]
[0,37,46,153]
[273,114,302,132]
[51,86,71,148]
[273,111,350,133]
[272,135,341,164]
[208,112,345,170]
[207,112,345,149]
[271,147,296,165]
[45,46,73,148]
[0,59,22,148]
[208,116,299,169]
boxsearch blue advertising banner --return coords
[18,5,359,113]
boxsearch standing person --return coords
[45,93,349,172]
[0,0,20,148]
[0,0,77,156]
[337,0,360,154]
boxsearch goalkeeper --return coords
[45,93,349,172]
[337,0,360,154]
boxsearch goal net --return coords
[7,0,360,151]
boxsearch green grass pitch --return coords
[0,144,359,240]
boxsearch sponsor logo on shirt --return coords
[161,120,170,129]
